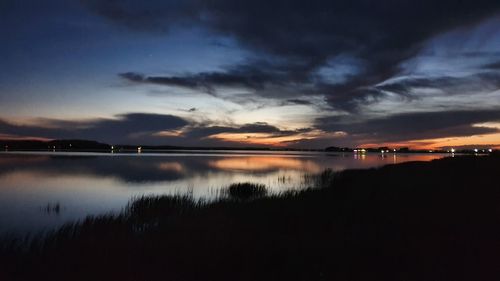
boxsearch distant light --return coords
[429,150,433,153]
[360,149,366,153]
[393,149,396,152]
[137,146,142,153]
[451,148,455,153]
[474,149,478,153]
[381,150,384,153]
[353,149,358,152]
[489,149,493,153]
[111,145,114,150]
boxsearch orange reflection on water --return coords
[391,154,444,163]
[157,162,184,172]
[208,156,322,173]
[353,153,366,160]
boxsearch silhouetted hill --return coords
[0,139,110,150]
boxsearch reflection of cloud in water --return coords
[207,156,322,173]
[0,153,447,185]
[0,152,448,234]
[0,155,189,183]
[0,154,329,184]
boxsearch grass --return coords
[40,203,61,214]
[1,155,500,280]
[225,182,268,200]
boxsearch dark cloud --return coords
[485,61,500,70]
[238,122,282,134]
[83,113,189,143]
[316,109,500,143]
[0,120,58,140]
[0,113,188,144]
[119,58,306,96]
[90,0,500,110]
[285,99,313,106]
[1,115,310,146]
[120,66,275,94]
[120,72,204,89]
[3,109,499,148]
[183,122,302,140]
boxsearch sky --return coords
[1,0,500,149]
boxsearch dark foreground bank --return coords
[1,155,500,281]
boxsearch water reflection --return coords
[208,156,323,172]
[0,151,446,234]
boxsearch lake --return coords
[0,151,447,235]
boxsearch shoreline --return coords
[0,149,458,157]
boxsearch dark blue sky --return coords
[1,0,500,148]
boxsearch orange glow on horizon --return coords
[361,133,500,150]
[0,134,53,142]
[408,133,500,149]
[207,132,310,146]
[207,130,347,147]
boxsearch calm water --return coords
[0,151,447,235]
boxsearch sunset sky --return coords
[1,0,500,149]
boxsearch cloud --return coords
[0,113,189,144]
[88,0,500,111]
[10,1,490,148]
[316,109,500,144]
[182,122,303,139]
[3,109,500,148]
[119,65,277,94]
[377,71,500,98]
[1,114,312,146]
[285,99,313,106]
[485,61,500,70]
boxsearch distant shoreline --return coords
[0,149,456,156]
[2,138,496,155]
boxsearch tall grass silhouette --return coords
[225,182,268,200]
